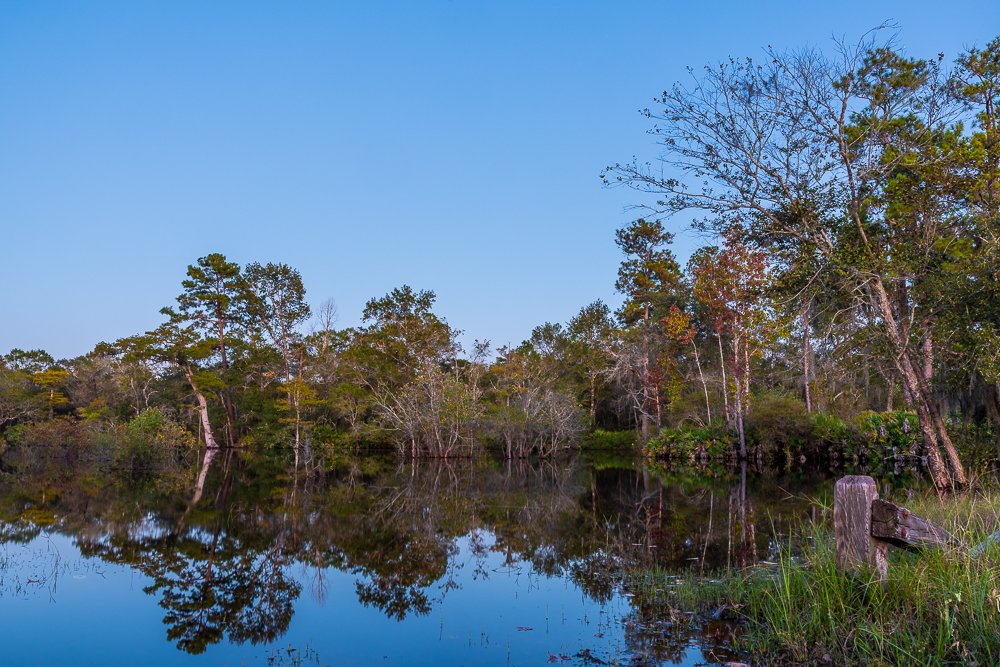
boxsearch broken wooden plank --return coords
[834,476,888,580]
[870,499,961,550]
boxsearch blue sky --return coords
[2,1,999,359]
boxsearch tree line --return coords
[2,32,1000,490]
[605,30,1000,491]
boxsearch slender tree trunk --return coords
[716,332,730,424]
[216,316,237,447]
[802,304,812,413]
[183,366,218,449]
[864,356,871,410]
[589,374,597,423]
[734,378,747,460]
[742,342,751,417]
[191,446,218,507]
[922,320,934,384]
[640,310,653,440]
[987,383,1000,461]
[293,388,301,471]
[731,335,747,459]
[691,340,711,426]
[640,354,650,441]
[654,385,662,432]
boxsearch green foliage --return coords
[3,348,56,374]
[2,417,103,470]
[117,407,197,473]
[125,407,166,441]
[808,412,852,448]
[948,420,998,472]
[645,426,734,461]
[0,364,45,429]
[856,410,921,456]
[747,393,811,455]
[615,218,682,324]
[581,429,636,450]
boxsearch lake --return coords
[0,451,928,666]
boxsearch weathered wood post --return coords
[834,475,888,581]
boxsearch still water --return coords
[0,452,909,666]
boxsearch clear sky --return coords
[2,1,999,359]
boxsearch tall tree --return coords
[690,237,774,459]
[242,262,312,467]
[566,301,615,423]
[170,253,244,445]
[606,31,986,489]
[614,218,683,439]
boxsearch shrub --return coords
[855,410,919,460]
[808,412,850,446]
[117,408,196,472]
[747,393,811,457]
[646,425,733,461]
[125,407,166,442]
[1,417,102,470]
[582,429,637,450]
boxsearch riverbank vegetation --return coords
[627,488,1000,665]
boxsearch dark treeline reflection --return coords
[0,449,922,656]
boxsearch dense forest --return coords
[3,32,1000,493]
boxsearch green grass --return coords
[626,490,1000,666]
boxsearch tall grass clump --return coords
[627,489,1000,665]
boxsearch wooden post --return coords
[834,475,888,581]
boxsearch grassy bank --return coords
[626,490,1000,666]
[642,406,998,475]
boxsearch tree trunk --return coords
[734,381,747,460]
[216,320,237,448]
[293,387,301,471]
[692,340,711,426]
[870,280,966,490]
[640,353,651,441]
[589,374,597,423]
[742,342,751,417]
[986,383,1000,461]
[716,332,730,424]
[183,366,219,449]
[731,335,748,459]
[922,320,934,384]
[191,446,218,507]
[802,304,812,413]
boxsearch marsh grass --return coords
[627,490,1000,666]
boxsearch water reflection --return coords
[0,451,925,664]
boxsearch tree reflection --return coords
[73,450,302,654]
[0,450,830,656]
